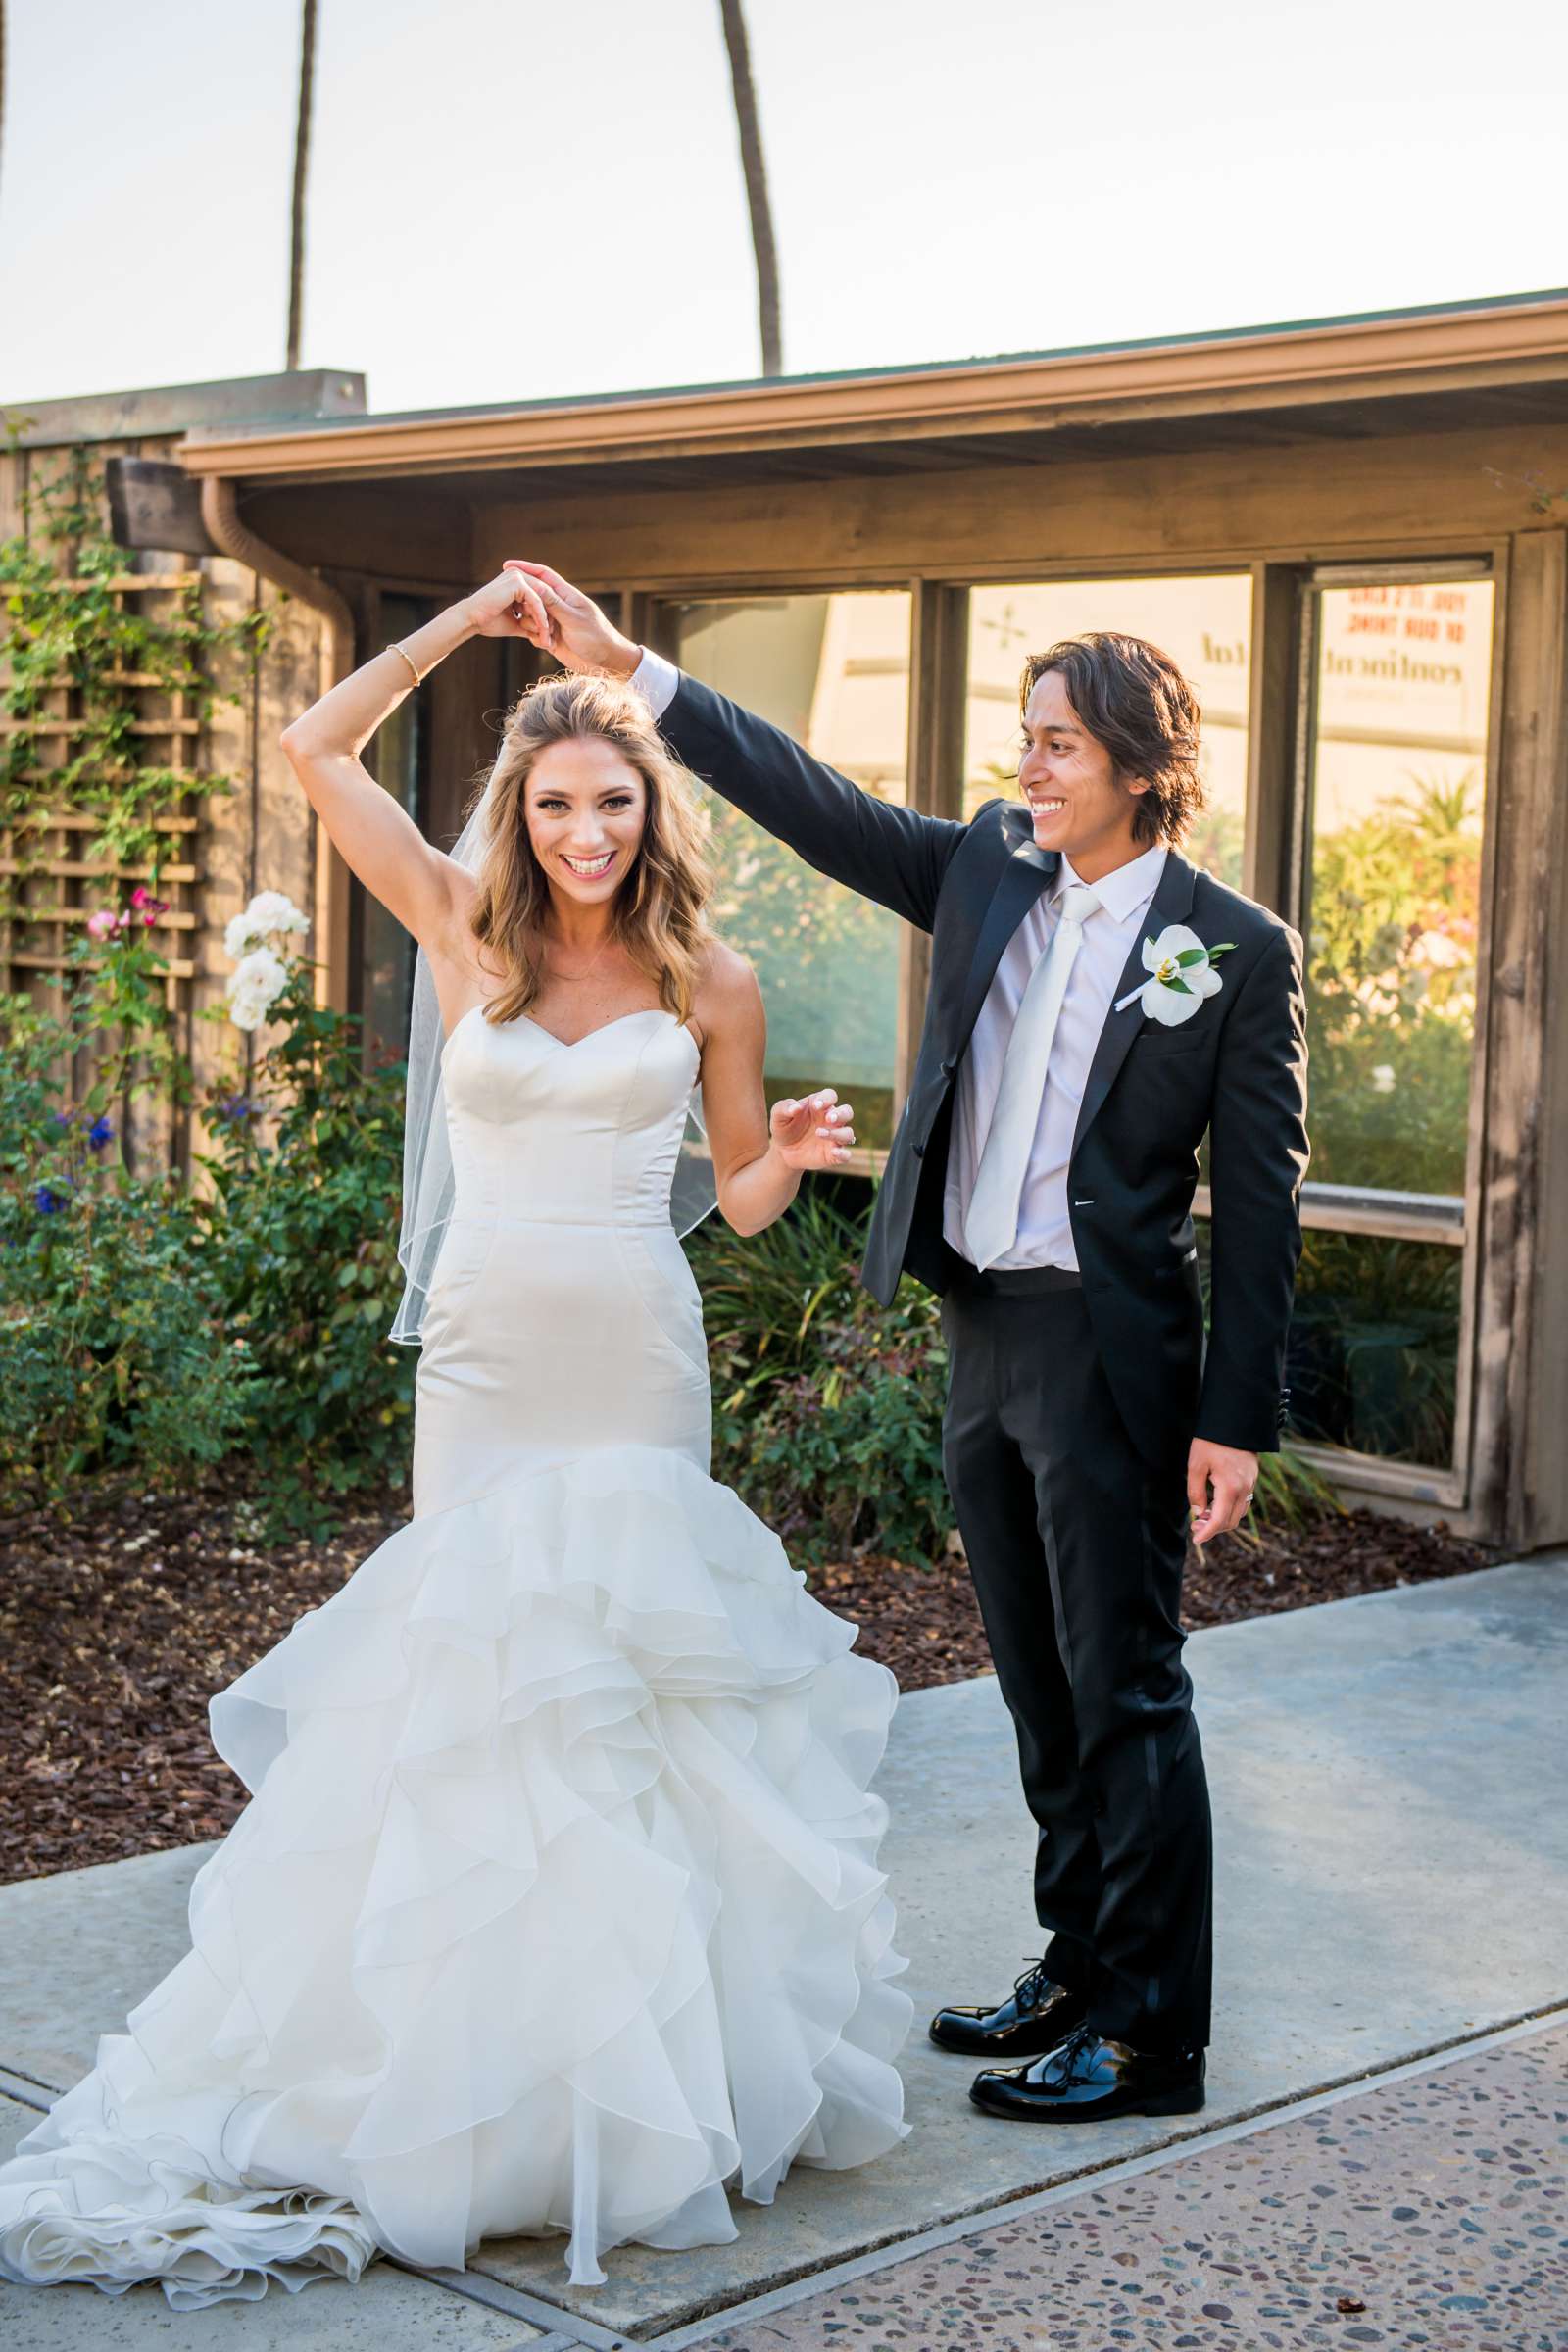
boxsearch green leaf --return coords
[1174,947,1208,967]
[1162,975,1196,997]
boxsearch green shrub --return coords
[690,1189,951,1566]
[196,964,416,1533]
[0,994,252,1503]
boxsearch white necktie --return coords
[963,881,1101,1271]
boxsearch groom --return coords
[514,562,1308,2123]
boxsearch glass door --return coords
[1286,564,1496,1488]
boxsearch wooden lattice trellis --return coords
[0,521,223,1174]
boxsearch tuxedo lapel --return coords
[1070,849,1200,1157]
[954,817,1056,1048]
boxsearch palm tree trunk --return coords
[286,0,318,373]
[716,0,783,378]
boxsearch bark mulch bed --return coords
[1,1474,1493,1888]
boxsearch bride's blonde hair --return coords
[463,671,716,1025]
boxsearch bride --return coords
[0,566,911,2307]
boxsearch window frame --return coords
[1271,554,1507,1505]
[640,542,1513,1511]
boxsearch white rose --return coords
[225,891,311,957]
[225,945,290,1032]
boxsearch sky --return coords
[3,0,1566,418]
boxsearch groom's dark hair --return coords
[1022,633,1205,849]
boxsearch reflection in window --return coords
[1286,1229,1462,1466]
[670,592,913,1150]
[964,576,1251,885]
[1303,581,1494,1199]
[1195,1219,1462,1469]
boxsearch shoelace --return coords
[1010,1957,1055,2012]
[1053,2017,1099,2066]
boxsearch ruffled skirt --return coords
[0,1444,910,2306]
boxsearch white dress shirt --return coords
[627,649,1166,1273]
[943,844,1166,1269]
[629,645,683,719]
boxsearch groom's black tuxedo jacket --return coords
[661,674,1309,1468]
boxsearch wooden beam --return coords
[468,421,1568,595]
[1471,528,1568,1548]
[901,582,968,1102]
[1243,563,1301,911]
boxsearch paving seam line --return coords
[389,2262,639,2350]
[3,2000,1562,2345]
[0,2061,65,2104]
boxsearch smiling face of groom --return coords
[1015,633,1205,886]
[1016,667,1152,883]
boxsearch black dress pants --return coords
[939,1263,1213,2052]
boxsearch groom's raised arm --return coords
[631,648,966,936]
[500,562,968,936]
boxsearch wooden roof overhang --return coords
[178,291,1568,507]
[173,290,1568,598]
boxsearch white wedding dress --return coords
[0,1004,911,2307]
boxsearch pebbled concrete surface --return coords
[699,2021,1568,2352]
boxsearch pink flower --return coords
[85,908,119,941]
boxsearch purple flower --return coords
[218,1094,260,1123]
[87,1115,114,1151]
[33,1183,71,1214]
[52,1107,74,1127]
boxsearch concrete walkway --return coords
[1,1555,1563,2347]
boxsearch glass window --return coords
[1196,1220,1462,1468]
[1302,580,1494,1199]
[1284,571,1494,1472]
[669,590,913,1150]
[964,575,1252,885]
[1287,1230,1463,1466]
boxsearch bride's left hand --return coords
[771,1090,856,1172]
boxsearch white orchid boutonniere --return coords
[1114,924,1238,1028]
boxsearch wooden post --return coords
[902,582,967,1104]
[1472,527,1568,1549]
[1243,563,1300,914]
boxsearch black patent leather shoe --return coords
[969,2020,1205,2121]
[928,1959,1090,2059]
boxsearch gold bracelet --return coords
[388,640,422,688]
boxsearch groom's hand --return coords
[501,560,641,681]
[1187,1438,1258,1546]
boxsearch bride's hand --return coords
[501,560,642,680]
[465,569,554,643]
[771,1090,856,1172]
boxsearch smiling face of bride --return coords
[524,736,649,910]
[465,672,715,1026]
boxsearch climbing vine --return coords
[0,428,273,903]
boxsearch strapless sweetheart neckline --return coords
[441,1001,700,1062]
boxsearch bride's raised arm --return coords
[693,945,856,1237]
[278,571,549,958]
